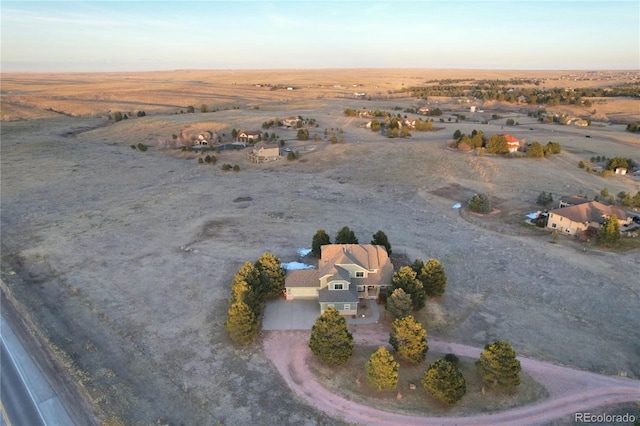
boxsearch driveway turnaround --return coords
[264,328,640,425]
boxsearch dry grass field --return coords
[1,69,639,425]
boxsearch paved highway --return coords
[1,341,45,426]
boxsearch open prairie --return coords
[1,69,639,425]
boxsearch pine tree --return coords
[335,226,359,244]
[418,258,447,297]
[596,214,620,247]
[389,315,428,364]
[254,252,285,300]
[422,359,466,404]
[391,266,426,311]
[311,229,331,257]
[386,288,412,319]
[366,347,399,391]
[224,301,259,345]
[232,261,263,316]
[309,307,354,366]
[475,340,521,390]
[371,230,392,255]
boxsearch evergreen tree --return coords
[232,262,263,315]
[596,214,621,247]
[486,135,509,154]
[422,359,466,404]
[386,288,412,319]
[335,226,359,244]
[311,229,331,257]
[224,301,259,345]
[468,193,492,213]
[475,340,521,390]
[309,307,354,366]
[389,315,428,364]
[366,347,399,391]
[254,252,285,300]
[371,230,392,255]
[418,259,447,297]
[526,141,544,158]
[391,266,426,311]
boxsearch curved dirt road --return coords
[264,328,640,425]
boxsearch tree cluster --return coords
[411,258,447,297]
[311,228,392,257]
[224,253,286,344]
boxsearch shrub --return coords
[137,143,147,152]
[444,353,460,366]
[468,193,491,213]
[130,145,137,150]
[233,164,240,172]
[221,163,232,171]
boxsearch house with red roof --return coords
[496,134,520,153]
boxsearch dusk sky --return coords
[1,1,638,72]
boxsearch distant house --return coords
[496,133,520,153]
[558,195,590,209]
[282,116,300,128]
[418,107,430,115]
[615,167,627,175]
[399,118,416,130]
[546,200,631,236]
[237,130,262,143]
[284,244,394,315]
[248,143,280,163]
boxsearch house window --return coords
[552,223,557,228]
[357,286,365,292]
[344,304,351,311]
[334,283,343,290]
[355,271,364,278]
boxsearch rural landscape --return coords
[2,68,640,425]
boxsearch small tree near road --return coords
[309,307,354,366]
[475,340,521,390]
[371,230,392,255]
[366,347,399,391]
[422,358,466,404]
[311,229,331,257]
[389,315,428,364]
[386,288,413,319]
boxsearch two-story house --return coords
[284,244,394,315]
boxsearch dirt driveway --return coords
[264,329,640,425]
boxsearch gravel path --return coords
[263,328,640,425]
